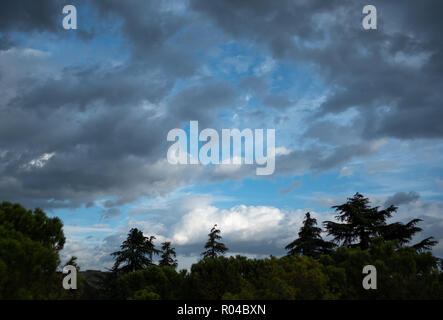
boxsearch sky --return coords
[1,0,443,270]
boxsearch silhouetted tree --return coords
[324,193,437,250]
[159,242,178,269]
[412,237,438,252]
[201,224,228,259]
[286,212,334,257]
[111,228,160,274]
[65,256,80,271]
[379,218,437,251]
[0,201,65,299]
[321,239,442,299]
[62,256,85,300]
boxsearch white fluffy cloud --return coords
[172,204,288,245]
[61,193,443,270]
[61,199,323,270]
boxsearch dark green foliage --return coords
[379,219,438,251]
[324,193,436,251]
[320,239,443,299]
[186,256,244,299]
[159,242,178,269]
[286,212,335,257]
[78,270,107,300]
[88,193,443,300]
[182,255,335,300]
[118,265,186,300]
[0,201,65,299]
[111,228,160,274]
[65,256,80,271]
[324,193,394,249]
[91,250,443,300]
[61,256,85,300]
[413,237,439,252]
[0,202,65,251]
[225,255,335,300]
[201,224,228,259]
[1,195,442,300]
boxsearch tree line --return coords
[0,193,442,299]
[110,223,228,275]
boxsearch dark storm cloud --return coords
[190,0,341,58]
[385,191,420,207]
[262,93,292,109]
[167,81,239,126]
[0,0,61,50]
[190,0,443,140]
[91,0,199,78]
[1,0,443,211]
[93,0,187,50]
[1,0,197,74]
[0,57,218,209]
[0,50,239,210]
[8,64,173,113]
[275,140,385,176]
[0,35,13,50]
[0,0,94,45]
[239,76,268,93]
[0,0,61,33]
[302,120,361,145]
[0,1,234,209]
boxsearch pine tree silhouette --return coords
[111,228,160,273]
[159,241,178,268]
[324,193,437,250]
[201,224,228,259]
[286,212,334,257]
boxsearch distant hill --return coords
[79,270,110,299]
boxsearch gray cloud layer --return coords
[0,0,442,211]
[191,0,443,139]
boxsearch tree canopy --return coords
[286,212,335,257]
[324,193,437,251]
[201,224,228,259]
[0,201,65,299]
[1,195,442,300]
[111,228,160,274]
[159,242,178,269]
